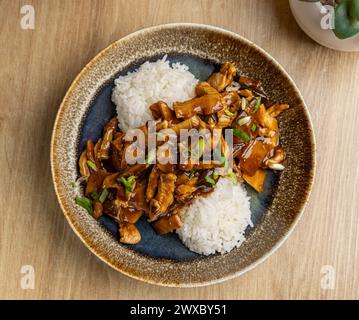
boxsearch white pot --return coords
[289,0,359,51]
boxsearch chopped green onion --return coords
[90,192,100,201]
[233,128,251,142]
[237,116,251,126]
[205,176,216,187]
[213,170,219,180]
[220,155,228,169]
[120,176,136,193]
[241,97,247,110]
[224,109,235,117]
[99,188,109,203]
[87,160,97,170]
[189,169,197,178]
[253,96,262,113]
[228,171,238,184]
[251,123,257,132]
[145,149,156,165]
[75,196,93,214]
[198,138,205,157]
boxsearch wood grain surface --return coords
[1,0,358,300]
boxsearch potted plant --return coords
[289,0,359,50]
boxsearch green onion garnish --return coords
[241,97,247,110]
[237,116,251,126]
[197,138,205,158]
[228,171,238,184]
[205,176,216,187]
[90,192,100,200]
[220,155,228,170]
[87,160,97,170]
[99,188,109,203]
[213,170,219,180]
[224,109,235,117]
[145,149,156,165]
[75,196,93,214]
[189,169,197,178]
[251,123,257,132]
[233,128,251,142]
[253,96,262,113]
[120,176,136,193]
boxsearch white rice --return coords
[112,56,199,131]
[177,178,253,255]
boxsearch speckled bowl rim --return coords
[50,23,316,287]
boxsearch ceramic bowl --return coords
[51,23,315,287]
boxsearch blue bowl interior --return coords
[78,53,280,261]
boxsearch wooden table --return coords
[1,0,358,300]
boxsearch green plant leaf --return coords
[334,0,359,39]
[350,0,359,21]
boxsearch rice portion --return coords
[112,56,199,131]
[177,178,253,255]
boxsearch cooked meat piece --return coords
[97,117,118,160]
[93,201,103,219]
[129,180,150,214]
[175,172,191,186]
[267,104,290,118]
[121,164,149,177]
[102,173,121,190]
[119,207,143,224]
[175,177,198,202]
[85,170,110,195]
[119,222,141,244]
[146,166,159,200]
[217,113,234,128]
[255,104,279,148]
[238,89,254,100]
[150,101,177,122]
[179,161,221,172]
[195,82,219,96]
[110,132,126,170]
[208,62,237,92]
[170,116,201,135]
[173,94,224,119]
[264,147,285,168]
[149,173,177,221]
[222,91,240,108]
[243,169,266,193]
[79,150,90,177]
[240,139,272,176]
[152,214,183,235]
[102,198,119,220]
[239,75,262,91]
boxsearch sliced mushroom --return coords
[97,117,118,160]
[79,150,90,177]
[146,166,159,200]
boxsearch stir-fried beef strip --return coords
[76,62,289,245]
